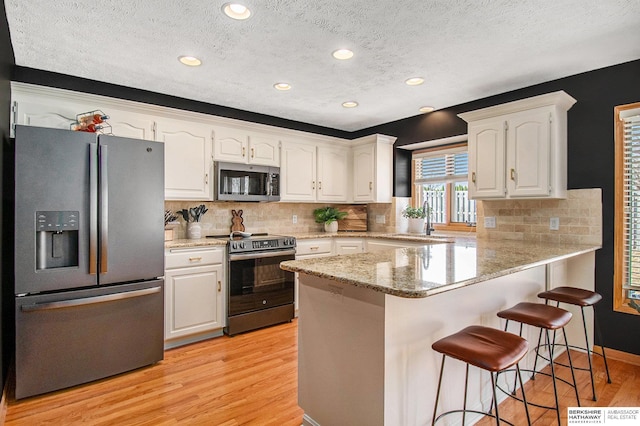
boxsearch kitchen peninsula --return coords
[280,238,600,426]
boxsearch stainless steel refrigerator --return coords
[14,125,165,399]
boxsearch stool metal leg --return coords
[546,329,562,426]
[490,372,500,426]
[531,327,544,380]
[515,363,532,426]
[562,327,581,406]
[593,307,611,384]
[463,363,469,425]
[580,306,598,401]
[432,354,446,426]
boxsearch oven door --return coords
[228,249,295,317]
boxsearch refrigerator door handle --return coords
[20,286,162,312]
[89,143,98,275]
[99,144,109,275]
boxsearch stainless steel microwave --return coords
[214,162,280,202]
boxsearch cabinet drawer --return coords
[296,239,333,256]
[165,248,224,269]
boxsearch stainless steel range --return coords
[219,233,296,335]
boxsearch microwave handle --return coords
[267,172,273,197]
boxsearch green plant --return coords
[313,206,348,224]
[401,206,426,219]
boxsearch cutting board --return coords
[337,205,368,231]
[231,209,245,232]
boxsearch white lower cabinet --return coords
[164,247,226,348]
[365,239,425,251]
[294,239,333,314]
[334,238,364,255]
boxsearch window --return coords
[413,143,476,230]
[615,102,640,315]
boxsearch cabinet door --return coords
[248,134,280,166]
[157,120,213,200]
[317,145,349,202]
[468,119,506,199]
[280,141,317,201]
[506,108,551,197]
[107,110,156,140]
[334,239,364,255]
[164,264,223,340]
[353,144,375,202]
[213,126,248,163]
[14,101,76,130]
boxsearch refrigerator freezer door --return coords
[15,279,164,399]
[14,126,97,294]
[98,135,164,285]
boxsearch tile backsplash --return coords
[476,188,602,245]
[166,188,602,245]
[164,201,393,238]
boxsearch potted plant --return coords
[313,206,348,233]
[402,206,426,234]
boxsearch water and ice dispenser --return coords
[36,211,79,270]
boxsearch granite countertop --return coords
[165,238,227,249]
[280,239,600,298]
[164,231,462,249]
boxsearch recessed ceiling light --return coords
[332,49,354,60]
[405,77,424,86]
[274,83,291,91]
[342,101,358,108]
[222,3,251,20]
[419,106,435,113]
[178,56,202,67]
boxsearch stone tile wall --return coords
[476,188,602,245]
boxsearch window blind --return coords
[414,150,469,184]
[622,111,640,287]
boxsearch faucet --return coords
[422,200,434,236]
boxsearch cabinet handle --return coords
[188,256,202,262]
[251,148,254,158]
[205,173,208,184]
[471,172,476,183]
[217,281,221,292]
[312,180,315,190]
[369,181,373,191]
[318,181,322,190]
[242,147,246,157]
[510,168,516,181]
[310,246,319,250]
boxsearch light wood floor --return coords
[5,319,640,425]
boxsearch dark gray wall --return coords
[358,59,640,355]
[1,0,15,389]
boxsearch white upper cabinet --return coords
[317,145,350,202]
[156,119,214,200]
[280,140,350,202]
[352,134,395,203]
[459,91,576,200]
[102,109,156,141]
[280,140,317,201]
[213,126,280,167]
[248,133,280,167]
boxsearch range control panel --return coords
[229,236,296,253]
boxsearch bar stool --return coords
[537,286,611,401]
[497,302,580,425]
[431,325,531,426]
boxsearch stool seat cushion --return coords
[538,286,602,307]
[432,325,528,372]
[498,302,572,330]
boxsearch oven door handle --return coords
[229,249,296,261]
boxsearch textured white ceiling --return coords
[5,0,640,132]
